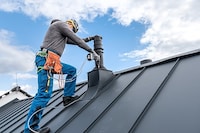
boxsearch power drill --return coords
[87,51,100,68]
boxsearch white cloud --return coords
[17,73,37,79]
[0,29,35,74]
[0,0,200,62]
[20,84,34,92]
[10,73,37,80]
[11,82,34,92]
[0,0,110,21]
[0,0,21,12]
[115,0,200,61]
[114,0,200,61]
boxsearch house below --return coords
[0,86,32,107]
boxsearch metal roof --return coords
[1,49,200,133]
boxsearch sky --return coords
[0,0,200,96]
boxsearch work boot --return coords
[34,127,50,133]
[63,95,79,106]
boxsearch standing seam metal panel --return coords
[58,70,143,133]
[88,61,177,133]
[129,58,180,132]
[133,55,200,133]
[84,68,146,132]
[1,100,32,133]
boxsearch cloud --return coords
[18,73,37,79]
[0,29,35,74]
[10,82,34,93]
[0,0,21,12]
[114,0,200,61]
[0,0,110,21]
[20,84,34,93]
[1,0,200,62]
[10,73,37,79]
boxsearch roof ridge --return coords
[0,86,32,99]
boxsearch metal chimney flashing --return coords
[88,69,114,87]
[83,69,114,100]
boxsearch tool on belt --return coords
[36,49,63,92]
[43,50,62,74]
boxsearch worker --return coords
[24,19,99,133]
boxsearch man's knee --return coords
[72,67,76,75]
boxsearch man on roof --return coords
[24,19,99,133]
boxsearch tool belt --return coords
[44,50,62,74]
[37,48,62,74]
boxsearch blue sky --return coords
[0,0,200,96]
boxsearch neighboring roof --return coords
[1,49,200,133]
[0,86,32,107]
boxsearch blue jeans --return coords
[24,55,76,133]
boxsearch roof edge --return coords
[115,48,200,75]
[0,86,32,99]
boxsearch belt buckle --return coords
[42,48,48,53]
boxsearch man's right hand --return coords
[92,50,100,62]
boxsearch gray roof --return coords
[1,49,200,133]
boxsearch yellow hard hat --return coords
[66,19,79,33]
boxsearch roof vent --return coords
[82,35,114,100]
[140,59,152,65]
[84,35,106,70]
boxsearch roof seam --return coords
[0,100,32,132]
[41,85,88,132]
[129,58,181,132]
[0,100,29,123]
[55,95,92,132]
[83,74,122,132]
[84,68,146,132]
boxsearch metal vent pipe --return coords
[93,35,106,69]
[140,59,152,65]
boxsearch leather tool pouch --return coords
[43,51,62,74]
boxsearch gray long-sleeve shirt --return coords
[41,20,92,56]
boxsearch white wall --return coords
[0,91,29,107]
